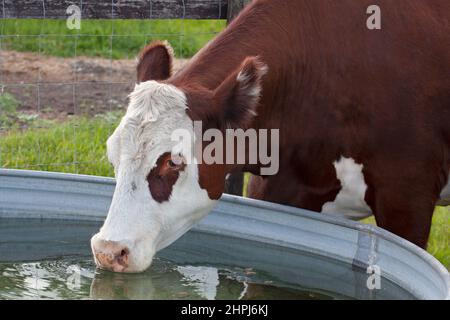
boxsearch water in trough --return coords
[0,217,416,300]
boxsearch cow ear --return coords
[213,56,268,129]
[137,41,174,82]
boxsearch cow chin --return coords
[122,240,156,273]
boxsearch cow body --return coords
[170,0,450,247]
[92,0,449,272]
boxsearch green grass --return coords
[426,206,450,268]
[1,112,121,176]
[1,19,226,58]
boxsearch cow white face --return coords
[91,41,267,272]
[91,80,217,272]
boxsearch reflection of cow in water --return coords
[91,0,450,273]
[90,265,320,300]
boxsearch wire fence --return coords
[0,0,228,177]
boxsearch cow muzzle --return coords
[91,239,132,272]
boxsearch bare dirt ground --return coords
[1,50,188,120]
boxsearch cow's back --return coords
[169,0,449,246]
[246,0,450,161]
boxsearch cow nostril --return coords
[120,249,128,257]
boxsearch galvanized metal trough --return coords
[0,169,449,300]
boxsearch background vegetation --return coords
[2,19,226,59]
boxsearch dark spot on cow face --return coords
[147,152,186,203]
[131,181,137,192]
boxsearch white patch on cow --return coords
[92,80,217,272]
[236,64,268,100]
[248,87,261,100]
[127,80,186,123]
[259,64,269,75]
[438,174,450,206]
[321,157,372,220]
[237,70,252,84]
[234,65,267,121]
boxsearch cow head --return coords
[91,41,267,272]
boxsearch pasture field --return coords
[1,19,226,59]
[0,19,448,268]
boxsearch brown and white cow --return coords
[91,0,450,272]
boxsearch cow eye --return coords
[167,159,177,167]
[167,153,185,168]
[154,153,186,179]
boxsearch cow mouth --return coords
[93,252,127,272]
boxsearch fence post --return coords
[227,0,251,23]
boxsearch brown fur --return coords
[141,0,450,248]
[147,152,186,203]
[137,41,173,82]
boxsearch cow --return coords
[91,0,450,272]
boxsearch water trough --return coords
[0,169,449,299]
